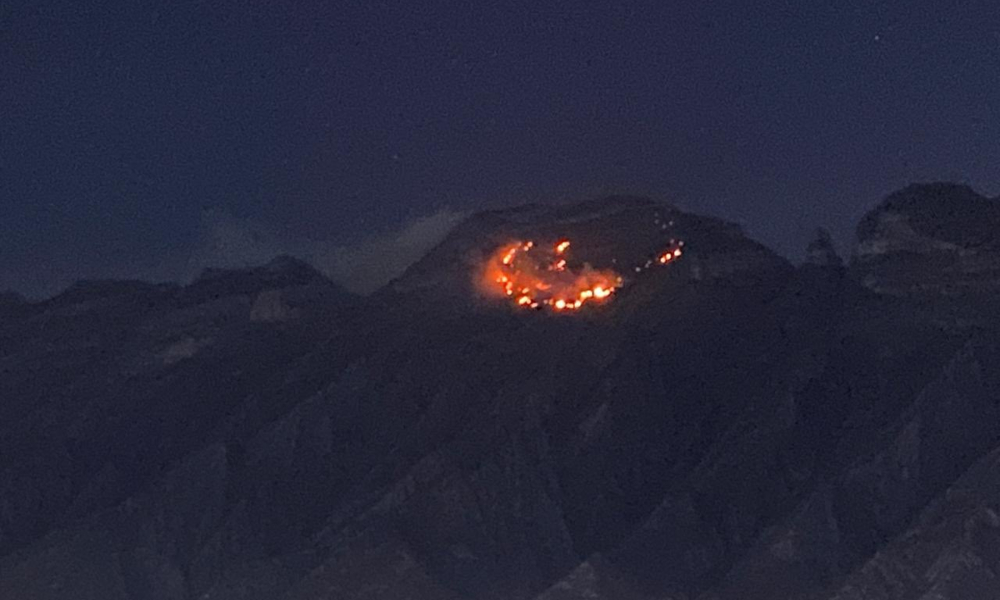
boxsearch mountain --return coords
[1,185,999,600]
[852,183,1000,328]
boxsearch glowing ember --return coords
[657,242,684,264]
[482,238,623,311]
[482,236,686,313]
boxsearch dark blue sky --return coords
[3,0,998,297]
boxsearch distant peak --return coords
[805,227,842,267]
[857,182,999,249]
[263,254,316,275]
[183,255,352,307]
[852,182,1000,301]
[877,182,989,215]
[194,255,322,285]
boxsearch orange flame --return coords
[657,242,684,264]
[482,239,622,311]
[482,237,686,313]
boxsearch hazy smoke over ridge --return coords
[306,210,467,293]
[185,208,467,294]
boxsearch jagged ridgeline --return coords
[1,184,999,600]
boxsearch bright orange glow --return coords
[657,242,684,265]
[481,236,686,313]
[481,238,622,312]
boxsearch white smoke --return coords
[184,208,467,294]
[306,209,466,293]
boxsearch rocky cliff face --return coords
[851,183,1000,327]
[1,187,998,600]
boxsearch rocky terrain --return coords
[1,183,998,599]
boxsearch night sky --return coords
[3,0,999,297]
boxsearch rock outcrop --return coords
[807,227,843,268]
[852,183,1000,298]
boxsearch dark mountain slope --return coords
[2,185,999,600]
[0,258,354,558]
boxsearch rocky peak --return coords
[262,255,323,279]
[183,255,341,306]
[383,196,790,307]
[805,227,842,267]
[851,183,1000,306]
[856,183,1000,251]
[193,255,321,287]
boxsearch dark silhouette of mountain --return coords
[806,227,842,268]
[852,183,1000,327]
[1,185,998,600]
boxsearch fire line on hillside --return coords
[482,238,684,312]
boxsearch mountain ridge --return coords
[2,183,999,600]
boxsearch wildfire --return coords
[483,239,623,311]
[658,247,682,263]
[482,236,686,313]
